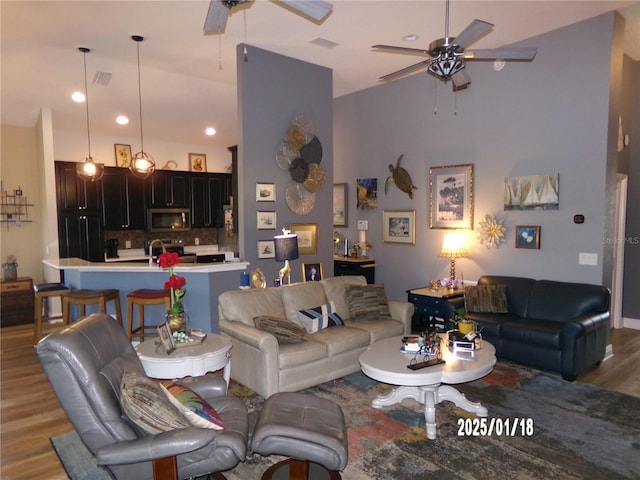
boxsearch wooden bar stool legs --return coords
[127,289,171,342]
[33,283,69,344]
[63,289,123,327]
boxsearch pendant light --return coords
[129,35,155,178]
[76,47,104,182]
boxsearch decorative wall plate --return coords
[251,268,266,288]
[300,136,323,165]
[303,163,325,193]
[285,180,315,215]
[276,142,297,170]
[285,125,306,151]
[293,115,315,144]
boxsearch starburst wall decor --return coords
[477,214,507,249]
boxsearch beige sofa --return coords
[218,275,413,398]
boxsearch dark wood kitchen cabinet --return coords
[190,173,230,228]
[55,161,104,262]
[101,167,146,230]
[148,170,189,208]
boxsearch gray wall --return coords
[237,44,334,284]
[334,13,631,303]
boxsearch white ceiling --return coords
[2,1,638,150]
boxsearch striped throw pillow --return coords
[297,301,344,333]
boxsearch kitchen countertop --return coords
[44,257,249,273]
[104,245,229,263]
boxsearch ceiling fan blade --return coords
[278,0,333,21]
[464,47,537,61]
[453,19,493,49]
[372,44,432,56]
[379,59,432,81]
[204,0,230,32]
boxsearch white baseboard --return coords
[622,316,640,330]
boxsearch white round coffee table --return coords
[136,333,232,384]
[359,335,496,439]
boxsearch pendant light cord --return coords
[135,38,144,154]
[81,47,92,159]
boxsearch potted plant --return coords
[454,306,475,334]
[2,255,18,281]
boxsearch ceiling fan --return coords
[204,0,333,32]
[372,0,537,91]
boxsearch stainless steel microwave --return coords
[146,208,190,232]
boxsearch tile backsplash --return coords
[104,228,234,249]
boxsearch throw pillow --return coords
[160,381,225,430]
[253,315,309,344]
[120,371,191,434]
[464,284,509,313]
[345,284,391,321]
[297,301,344,333]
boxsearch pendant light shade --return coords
[129,35,155,178]
[76,47,104,182]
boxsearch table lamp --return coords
[438,231,468,285]
[274,229,299,285]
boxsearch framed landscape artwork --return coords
[256,183,275,202]
[257,240,275,259]
[429,163,474,229]
[290,223,318,254]
[382,210,416,245]
[257,211,276,230]
[333,183,347,227]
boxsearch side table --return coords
[334,256,376,284]
[1,277,34,327]
[407,287,464,332]
[135,333,232,384]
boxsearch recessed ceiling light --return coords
[403,34,419,42]
[116,115,129,125]
[205,127,216,136]
[71,91,85,103]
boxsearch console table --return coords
[334,256,375,284]
[407,287,464,332]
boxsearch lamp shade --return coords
[438,231,468,259]
[274,234,299,262]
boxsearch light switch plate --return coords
[357,220,369,231]
[579,252,598,266]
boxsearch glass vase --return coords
[166,310,188,334]
[2,263,17,281]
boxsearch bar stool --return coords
[127,289,171,342]
[33,283,69,344]
[63,289,123,327]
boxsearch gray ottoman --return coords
[251,392,348,480]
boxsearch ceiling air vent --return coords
[310,37,339,49]
[92,71,112,86]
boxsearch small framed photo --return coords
[257,211,276,230]
[515,225,541,249]
[333,183,348,227]
[257,240,275,259]
[157,321,175,355]
[290,223,318,255]
[189,153,207,172]
[256,183,275,202]
[429,163,474,229]
[114,144,132,168]
[302,262,323,282]
[383,210,416,245]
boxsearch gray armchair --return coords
[36,313,248,480]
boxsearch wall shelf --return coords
[0,187,33,229]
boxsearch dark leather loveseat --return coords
[463,275,610,381]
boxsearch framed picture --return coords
[505,174,558,211]
[333,183,348,227]
[257,240,275,259]
[302,262,323,282]
[429,164,474,229]
[257,211,276,230]
[383,210,416,245]
[114,144,132,168]
[256,182,275,202]
[356,178,377,210]
[290,223,318,255]
[189,153,207,172]
[515,225,541,249]
[157,321,175,355]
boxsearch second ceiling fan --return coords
[373,0,537,91]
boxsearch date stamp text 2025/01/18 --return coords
[457,417,534,437]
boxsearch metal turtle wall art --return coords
[385,154,417,199]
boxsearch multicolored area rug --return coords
[51,362,640,480]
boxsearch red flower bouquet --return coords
[158,252,186,315]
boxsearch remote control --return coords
[407,358,445,370]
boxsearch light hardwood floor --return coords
[1,324,639,479]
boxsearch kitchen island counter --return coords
[44,258,250,332]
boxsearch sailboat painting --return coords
[504,174,559,211]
